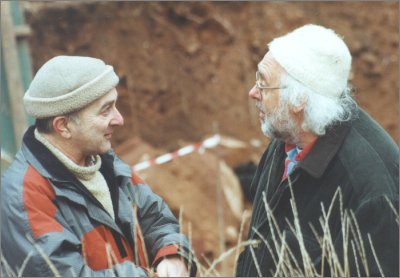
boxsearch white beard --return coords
[258,101,300,144]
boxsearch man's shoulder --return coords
[353,109,397,145]
[2,150,53,212]
[2,149,29,184]
[343,109,398,162]
[336,112,399,198]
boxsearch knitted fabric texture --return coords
[268,24,351,99]
[34,129,115,219]
[24,56,119,118]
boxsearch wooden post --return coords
[1,1,28,147]
[213,122,227,275]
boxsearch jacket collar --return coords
[23,125,131,181]
[297,117,353,179]
[23,125,79,182]
[22,125,122,202]
[23,125,135,236]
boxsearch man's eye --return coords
[257,81,268,87]
[102,107,112,115]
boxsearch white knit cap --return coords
[24,56,119,118]
[268,24,351,99]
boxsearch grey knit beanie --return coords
[23,55,119,118]
[268,24,351,99]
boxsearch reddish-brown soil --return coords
[23,1,398,275]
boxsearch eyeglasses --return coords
[255,71,286,100]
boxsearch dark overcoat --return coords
[236,109,399,277]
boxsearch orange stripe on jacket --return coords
[81,225,135,271]
[23,166,63,238]
[152,244,179,266]
[131,173,145,185]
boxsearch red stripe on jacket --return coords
[81,225,135,271]
[22,166,64,238]
[131,173,145,185]
[152,244,179,266]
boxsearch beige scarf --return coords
[35,129,115,219]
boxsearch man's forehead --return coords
[81,88,118,112]
[98,88,118,103]
[259,53,284,80]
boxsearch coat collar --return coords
[23,125,112,200]
[22,125,132,235]
[297,116,354,179]
[23,125,79,182]
[22,125,131,182]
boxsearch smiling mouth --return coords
[105,133,112,139]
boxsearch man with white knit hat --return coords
[236,24,398,277]
[2,56,196,277]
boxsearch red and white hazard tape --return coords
[132,134,221,172]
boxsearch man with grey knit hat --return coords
[1,56,196,277]
[236,24,398,277]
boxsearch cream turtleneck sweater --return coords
[34,129,115,219]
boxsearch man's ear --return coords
[291,96,307,114]
[52,116,72,139]
[292,103,305,114]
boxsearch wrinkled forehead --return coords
[257,51,285,82]
[78,88,118,114]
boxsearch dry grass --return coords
[243,180,398,277]
[168,185,397,278]
[1,189,398,277]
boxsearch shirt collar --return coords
[284,137,318,163]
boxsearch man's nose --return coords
[111,108,124,126]
[249,85,261,100]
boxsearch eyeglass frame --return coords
[255,71,286,100]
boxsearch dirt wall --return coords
[22,1,399,274]
[25,1,398,152]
